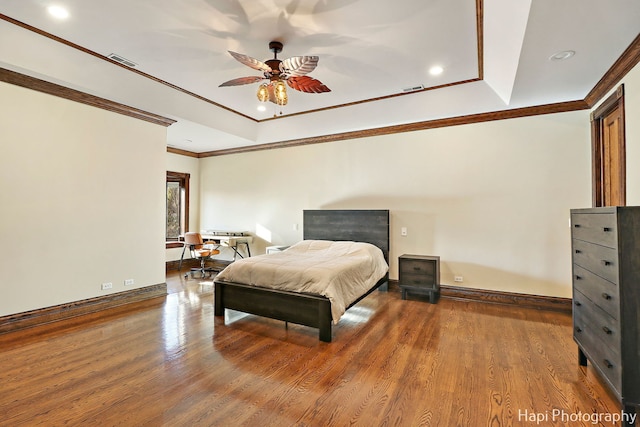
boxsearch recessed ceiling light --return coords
[549,50,575,61]
[429,65,444,76]
[257,105,267,112]
[47,5,70,19]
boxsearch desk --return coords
[201,231,253,260]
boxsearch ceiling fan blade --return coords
[287,76,331,93]
[228,51,272,73]
[219,76,266,87]
[280,56,319,77]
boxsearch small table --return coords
[399,254,440,303]
[266,245,290,254]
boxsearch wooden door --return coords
[592,85,626,207]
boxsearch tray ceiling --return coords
[0,0,639,153]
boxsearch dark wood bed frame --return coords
[214,209,390,342]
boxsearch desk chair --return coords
[182,232,220,279]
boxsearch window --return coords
[166,171,189,243]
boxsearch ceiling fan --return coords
[219,41,330,106]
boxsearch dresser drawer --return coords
[575,338,622,395]
[572,240,619,284]
[571,213,617,248]
[573,264,620,320]
[573,312,622,394]
[400,259,436,276]
[572,265,620,320]
[400,272,438,290]
[573,290,620,354]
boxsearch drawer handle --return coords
[575,275,582,280]
[602,260,612,266]
[602,326,613,335]
[574,249,582,254]
[574,224,581,228]
[413,267,421,271]
[603,227,612,232]
[604,359,614,369]
[602,293,612,300]
[575,327,582,333]
[574,301,582,307]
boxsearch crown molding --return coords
[0,13,254,123]
[193,99,588,157]
[0,67,176,127]
[178,31,640,159]
[0,7,482,122]
[167,147,199,158]
[584,32,640,107]
[2,9,636,157]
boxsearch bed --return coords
[213,209,390,342]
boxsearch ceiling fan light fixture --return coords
[222,41,328,110]
[257,83,269,102]
[274,80,288,106]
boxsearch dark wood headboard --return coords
[303,210,390,262]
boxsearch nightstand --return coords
[399,254,440,303]
[266,245,290,254]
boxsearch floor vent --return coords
[107,53,137,68]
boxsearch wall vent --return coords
[107,53,137,68]
[402,84,424,93]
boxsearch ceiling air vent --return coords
[402,84,425,93]
[107,53,137,68]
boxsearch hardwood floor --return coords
[0,271,624,426]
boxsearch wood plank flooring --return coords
[0,271,624,426]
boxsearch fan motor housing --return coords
[266,59,282,76]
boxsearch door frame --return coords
[591,84,626,207]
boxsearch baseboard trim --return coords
[166,258,199,272]
[2,280,571,335]
[389,280,572,313]
[166,259,232,273]
[0,283,167,335]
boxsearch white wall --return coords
[0,82,167,317]
[166,152,200,262]
[5,61,634,317]
[173,60,640,298]
[199,110,592,297]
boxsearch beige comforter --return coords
[215,240,389,323]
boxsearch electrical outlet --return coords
[401,227,407,236]
[101,282,113,290]
[124,279,134,286]
[454,276,463,283]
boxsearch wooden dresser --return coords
[399,254,440,303]
[571,207,640,424]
